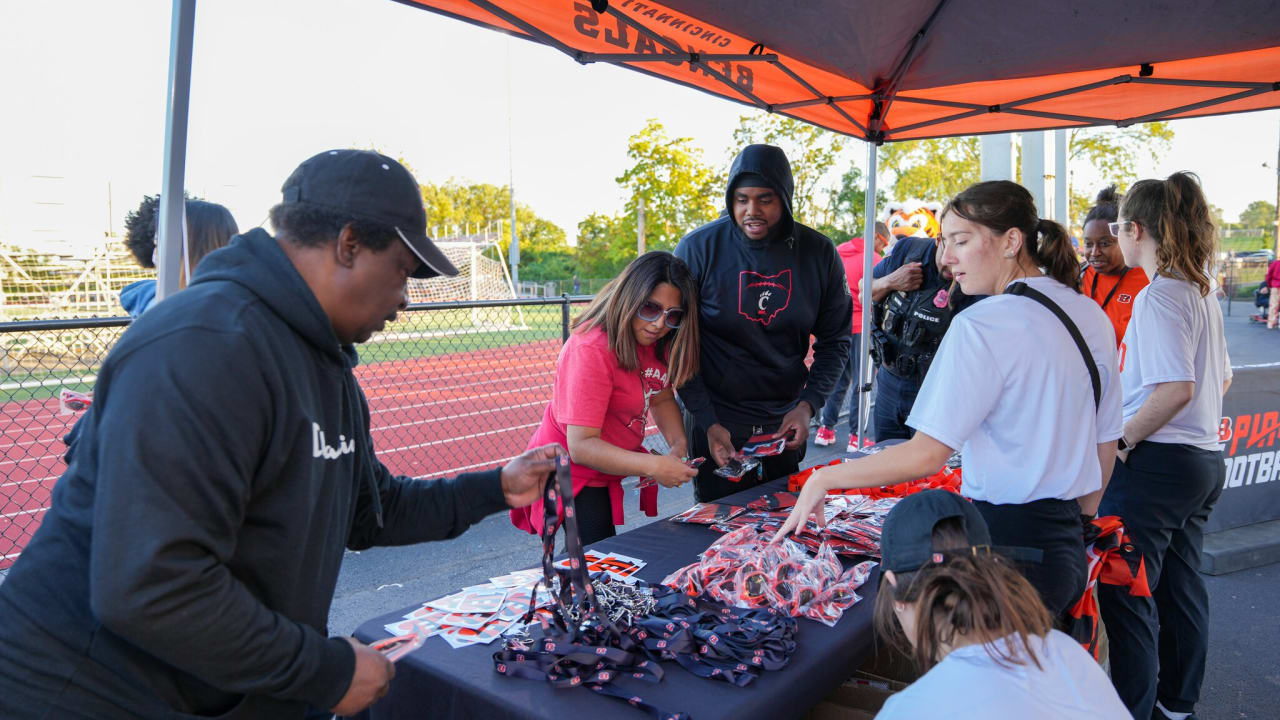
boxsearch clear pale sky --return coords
[2,0,1277,253]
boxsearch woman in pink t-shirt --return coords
[512,251,702,543]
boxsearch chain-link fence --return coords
[0,296,590,571]
[1222,256,1274,306]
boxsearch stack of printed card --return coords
[383,568,549,649]
[551,550,646,583]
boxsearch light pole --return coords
[1266,117,1280,258]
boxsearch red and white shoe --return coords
[814,426,836,446]
[847,435,874,453]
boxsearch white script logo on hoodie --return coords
[312,422,356,460]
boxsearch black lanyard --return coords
[492,458,797,719]
[1089,269,1125,311]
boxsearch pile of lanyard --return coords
[787,461,962,499]
[493,457,798,719]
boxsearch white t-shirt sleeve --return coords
[1096,332,1123,443]
[1133,291,1197,385]
[907,315,1002,452]
[1223,343,1233,380]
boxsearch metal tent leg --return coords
[856,141,878,443]
[156,0,196,301]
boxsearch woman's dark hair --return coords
[1082,185,1122,228]
[268,202,398,252]
[873,517,1052,674]
[185,200,239,269]
[1120,171,1217,297]
[942,180,1081,291]
[123,195,238,274]
[571,251,700,389]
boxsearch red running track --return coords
[0,338,562,570]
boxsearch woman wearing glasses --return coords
[512,251,701,544]
[1098,172,1231,720]
[1080,186,1150,346]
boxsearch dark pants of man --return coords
[689,418,805,503]
[1098,441,1224,719]
[873,367,921,442]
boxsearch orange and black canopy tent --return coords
[394,0,1280,142]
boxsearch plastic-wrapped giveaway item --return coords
[661,526,877,627]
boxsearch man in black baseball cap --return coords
[281,149,458,280]
[0,149,563,720]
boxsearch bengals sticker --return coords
[1117,293,1133,303]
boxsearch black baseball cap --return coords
[880,490,993,573]
[280,149,458,279]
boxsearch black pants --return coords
[573,485,618,546]
[689,418,805,503]
[972,497,1087,616]
[873,367,921,442]
[1098,441,1224,719]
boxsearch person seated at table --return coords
[512,251,700,544]
[1079,185,1149,345]
[870,490,1129,719]
[776,180,1123,618]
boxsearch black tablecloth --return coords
[352,478,882,720]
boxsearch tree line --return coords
[418,114,1246,285]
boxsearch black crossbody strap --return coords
[1007,282,1101,409]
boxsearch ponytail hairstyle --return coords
[571,251,700,389]
[1120,172,1216,297]
[943,180,1081,291]
[873,517,1052,673]
[1083,185,1122,227]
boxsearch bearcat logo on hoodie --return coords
[739,270,791,326]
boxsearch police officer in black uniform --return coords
[869,235,982,440]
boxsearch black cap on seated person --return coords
[880,490,993,573]
[281,149,459,279]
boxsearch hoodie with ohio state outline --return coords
[0,228,508,720]
[675,144,853,430]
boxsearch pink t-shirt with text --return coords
[511,324,669,534]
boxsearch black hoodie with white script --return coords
[0,229,507,719]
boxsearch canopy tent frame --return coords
[153,0,1280,449]
[155,0,196,301]
[421,0,1280,142]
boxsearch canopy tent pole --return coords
[981,134,1015,181]
[1054,130,1068,224]
[856,140,878,444]
[1022,131,1046,214]
[156,0,196,301]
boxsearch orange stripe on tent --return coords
[398,0,1280,141]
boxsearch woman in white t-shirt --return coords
[871,490,1128,720]
[776,181,1122,616]
[1098,172,1231,720]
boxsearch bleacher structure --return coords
[1,242,152,322]
[0,230,524,372]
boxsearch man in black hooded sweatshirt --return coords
[0,150,561,720]
[675,144,853,502]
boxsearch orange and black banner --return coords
[1209,364,1280,533]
